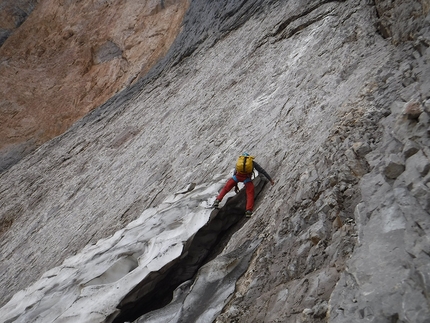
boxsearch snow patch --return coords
[0,179,226,323]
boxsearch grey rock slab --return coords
[329,198,430,322]
[360,173,393,214]
[395,149,430,189]
[0,0,391,306]
[402,139,420,158]
[352,141,372,157]
[1,0,430,322]
[383,153,406,179]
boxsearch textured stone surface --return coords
[383,153,405,179]
[0,0,429,322]
[0,0,38,46]
[329,63,430,322]
[0,0,188,172]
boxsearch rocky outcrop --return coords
[0,0,429,322]
[329,102,430,322]
[374,0,430,44]
[0,0,188,172]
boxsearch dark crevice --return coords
[285,9,335,39]
[111,177,267,323]
[255,0,345,49]
[371,0,392,39]
[271,0,338,37]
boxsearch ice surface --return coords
[0,180,225,323]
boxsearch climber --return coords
[213,152,274,217]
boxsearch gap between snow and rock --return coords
[113,176,267,323]
[0,176,267,323]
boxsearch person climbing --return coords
[213,152,274,217]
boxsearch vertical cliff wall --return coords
[0,0,188,172]
[0,0,429,322]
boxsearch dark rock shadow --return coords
[112,176,267,323]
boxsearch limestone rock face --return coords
[0,0,429,322]
[329,101,430,322]
[374,0,430,44]
[0,0,188,171]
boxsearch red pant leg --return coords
[216,178,237,201]
[245,181,255,211]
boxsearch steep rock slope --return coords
[0,0,429,322]
[0,0,188,172]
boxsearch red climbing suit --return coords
[216,172,255,211]
[216,161,273,212]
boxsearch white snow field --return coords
[0,177,243,323]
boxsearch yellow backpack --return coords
[236,154,254,174]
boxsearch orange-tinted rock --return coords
[0,0,188,170]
